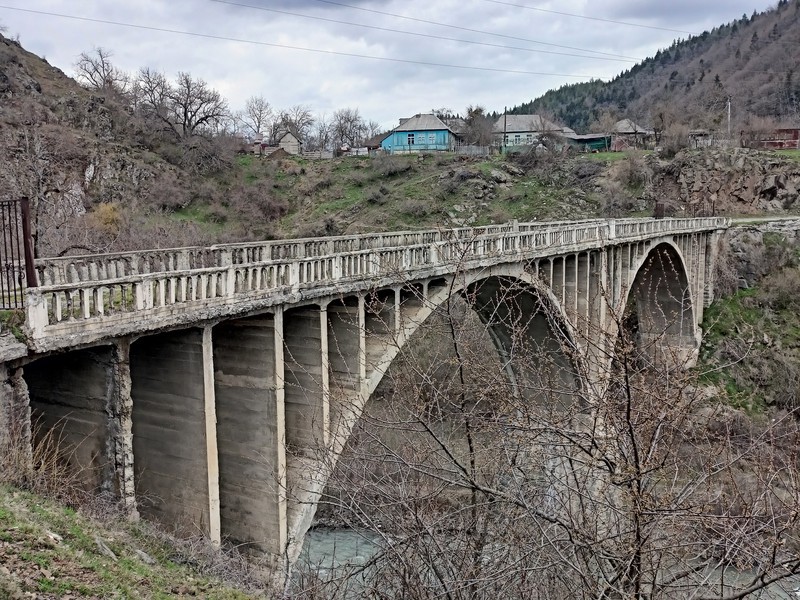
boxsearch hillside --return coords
[0,484,259,598]
[511,0,800,132]
[2,29,800,262]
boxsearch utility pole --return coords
[727,96,732,145]
[503,106,507,154]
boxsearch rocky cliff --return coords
[654,149,800,215]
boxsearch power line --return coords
[304,0,643,61]
[479,0,698,35]
[212,0,636,64]
[0,5,604,79]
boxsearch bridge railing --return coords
[25,217,729,343]
[35,219,618,287]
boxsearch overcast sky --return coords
[0,0,778,130]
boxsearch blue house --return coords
[381,114,457,154]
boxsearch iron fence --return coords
[0,198,37,309]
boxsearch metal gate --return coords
[0,198,37,310]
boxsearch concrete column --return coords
[552,257,565,306]
[564,255,577,324]
[393,288,402,336]
[327,299,363,430]
[0,363,32,478]
[364,291,396,384]
[283,308,327,451]
[576,252,590,339]
[320,307,331,447]
[131,328,220,541]
[202,326,221,545]
[358,296,368,399]
[213,314,287,557]
[109,340,137,513]
[703,231,721,308]
[274,308,288,553]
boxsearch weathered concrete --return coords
[108,341,136,512]
[283,309,327,451]
[25,347,115,493]
[130,328,219,541]
[24,218,728,354]
[0,363,32,477]
[213,316,286,556]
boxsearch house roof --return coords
[275,129,299,142]
[274,122,303,142]
[614,119,652,135]
[392,113,453,132]
[444,117,467,135]
[493,114,564,134]
[563,132,611,141]
[364,132,391,148]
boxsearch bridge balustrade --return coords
[25,218,729,344]
[35,219,612,286]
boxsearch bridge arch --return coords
[621,241,699,367]
[361,269,586,410]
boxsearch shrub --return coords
[366,188,388,205]
[761,267,800,311]
[373,155,412,177]
[400,199,429,218]
[228,180,289,222]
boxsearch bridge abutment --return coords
[0,364,32,478]
[25,347,116,494]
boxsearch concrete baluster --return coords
[25,288,49,337]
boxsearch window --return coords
[428,133,435,144]
[514,134,521,145]
[526,134,533,143]
[408,133,415,145]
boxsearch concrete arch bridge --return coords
[0,217,727,570]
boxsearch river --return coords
[298,528,800,598]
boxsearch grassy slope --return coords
[0,485,258,599]
[699,260,800,413]
[184,152,604,240]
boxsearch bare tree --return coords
[133,67,173,133]
[331,107,366,148]
[239,94,273,137]
[463,104,494,146]
[277,104,315,141]
[289,244,800,599]
[590,109,618,151]
[307,113,332,152]
[364,120,382,140]
[167,72,229,138]
[74,47,130,95]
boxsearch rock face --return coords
[655,149,800,215]
[725,219,800,289]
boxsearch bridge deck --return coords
[24,218,728,352]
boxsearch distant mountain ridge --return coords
[509,0,800,132]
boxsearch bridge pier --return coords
[283,307,329,453]
[130,327,220,542]
[213,314,287,558]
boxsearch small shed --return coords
[612,119,654,151]
[275,129,302,155]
